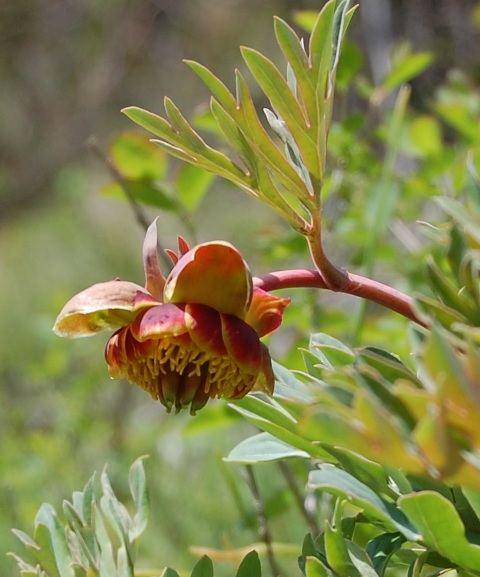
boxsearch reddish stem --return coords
[253,269,426,327]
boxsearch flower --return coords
[53,220,290,414]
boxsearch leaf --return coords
[308,465,420,541]
[399,491,480,572]
[324,502,362,577]
[176,162,215,213]
[101,180,178,211]
[235,551,261,577]
[190,555,214,577]
[381,51,433,94]
[110,132,167,180]
[308,332,355,368]
[435,196,480,245]
[129,456,149,539]
[34,503,76,577]
[241,47,319,179]
[304,556,334,577]
[366,533,405,576]
[230,394,332,460]
[225,432,310,463]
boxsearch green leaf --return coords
[366,533,405,576]
[230,396,331,461]
[190,555,214,577]
[101,180,178,211]
[274,17,316,115]
[324,502,362,577]
[129,456,149,539]
[161,568,182,577]
[435,196,480,245]
[235,551,261,577]
[308,465,420,541]
[241,46,319,179]
[110,132,167,180]
[308,332,355,368]
[409,115,443,157]
[399,491,480,572]
[34,503,76,577]
[176,162,215,213]
[381,51,433,94]
[225,432,310,463]
[304,556,334,577]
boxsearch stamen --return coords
[118,335,257,410]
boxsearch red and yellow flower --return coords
[54,221,290,414]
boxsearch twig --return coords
[245,465,282,577]
[277,462,320,537]
[88,136,151,231]
[254,268,426,327]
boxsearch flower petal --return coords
[220,312,262,374]
[130,303,189,341]
[252,343,275,395]
[184,303,228,356]
[244,287,290,337]
[143,218,165,300]
[53,280,157,338]
[163,242,252,319]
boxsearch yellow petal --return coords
[163,242,252,319]
[53,280,157,338]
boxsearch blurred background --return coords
[1,0,480,575]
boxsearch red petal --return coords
[143,219,165,300]
[184,303,228,356]
[220,313,262,374]
[164,242,252,319]
[252,343,275,395]
[245,288,290,337]
[130,303,188,342]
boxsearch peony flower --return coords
[53,220,290,415]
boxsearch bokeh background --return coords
[2,0,480,575]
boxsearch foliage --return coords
[10,1,480,577]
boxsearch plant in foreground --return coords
[13,1,480,576]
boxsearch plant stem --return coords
[253,269,426,327]
[306,212,349,291]
[277,462,320,537]
[245,465,282,577]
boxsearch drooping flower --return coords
[53,220,290,415]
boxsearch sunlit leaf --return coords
[234,551,261,577]
[225,431,310,463]
[110,132,167,180]
[309,465,420,541]
[190,555,214,577]
[399,491,480,571]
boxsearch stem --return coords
[88,137,151,231]
[245,465,282,577]
[306,212,349,291]
[253,269,426,327]
[277,462,320,537]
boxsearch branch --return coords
[254,268,426,327]
[245,465,282,577]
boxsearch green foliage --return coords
[10,458,149,577]
[10,1,480,577]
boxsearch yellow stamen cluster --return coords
[124,338,257,411]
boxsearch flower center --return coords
[126,338,257,414]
